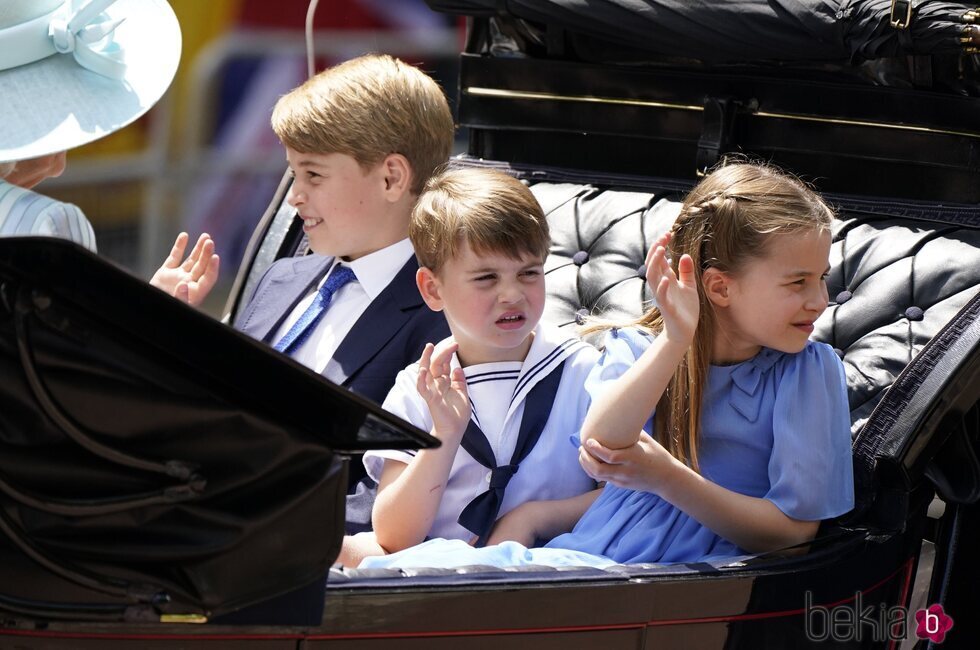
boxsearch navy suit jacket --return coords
[234,253,450,533]
[234,253,449,405]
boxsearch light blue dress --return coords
[0,179,97,252]
[360,328,854,569]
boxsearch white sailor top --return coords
[365,322,599,542]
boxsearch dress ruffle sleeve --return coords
[765,342,855,521]
[584,328,653,399]
[577,328,656,443]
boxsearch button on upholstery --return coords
[575,308,589,325]
[905,306,924,321]
[636,264,647,279]
[572,250,590,266]
[836,290,852,304]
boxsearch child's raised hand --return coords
[416,341,471,441]
[150,232,220,307]
[645,232,699,343]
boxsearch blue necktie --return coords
[274,265,356,355]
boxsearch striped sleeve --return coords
[0,181,97,252]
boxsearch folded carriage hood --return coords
[426,0,974,62]
[0,238,436,619]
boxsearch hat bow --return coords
[48,0,126,79]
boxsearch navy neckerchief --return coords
[456,359,566,546]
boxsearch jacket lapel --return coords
[323,256,422,386]
[236,255,334,344]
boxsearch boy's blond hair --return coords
[271,54,454,194]
[410,167,550,272]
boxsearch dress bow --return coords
[728,348,781,422]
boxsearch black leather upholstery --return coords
[533,181,980,437]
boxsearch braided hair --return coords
[600,162,834,471]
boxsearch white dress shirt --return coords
[272,238,415,373]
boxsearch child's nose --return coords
[286,185,304,208]
[498,284,523,303]
[806,283,829,312]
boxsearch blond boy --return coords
[343,168,600,564]
[233,54,454,533]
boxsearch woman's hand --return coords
[645,232,699,344]
[416,341,471,442]
[579,432,681,493]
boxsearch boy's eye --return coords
[521,269,542,278]
[474,274,496,282]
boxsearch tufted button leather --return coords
[636,264,647,279]
[905,306,924,321]
[572,250,590,266]
[834,348,845,359]
[836,290,852,304]
[575,308,590,325]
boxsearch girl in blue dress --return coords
[359,162,854,569]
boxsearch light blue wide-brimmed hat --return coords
[0,0,181,163]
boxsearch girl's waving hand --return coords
[645,232,699,344]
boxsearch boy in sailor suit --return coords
[339,168,601,565]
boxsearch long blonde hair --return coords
[596,162,835,471]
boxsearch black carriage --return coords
[2,1,980,647]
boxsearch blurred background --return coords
[42,0,465,316]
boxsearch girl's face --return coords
[709,228,831,364]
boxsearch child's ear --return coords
[381,153,412,199]
[702,268,732,307]
[416,266,444,311]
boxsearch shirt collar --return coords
[443,322,588,428]
[333,238,415,300]
[507,322,589,417]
